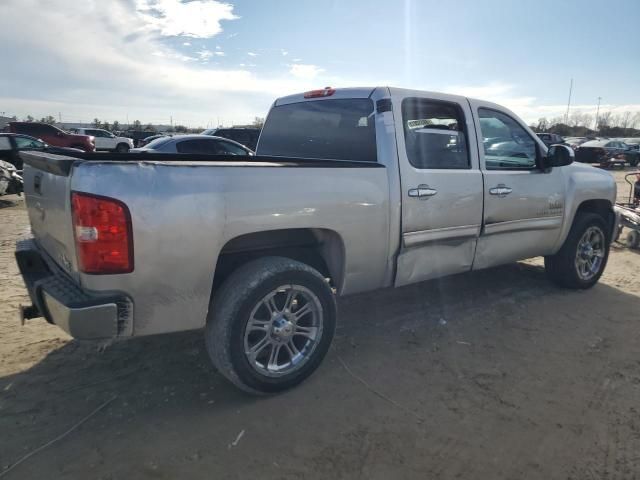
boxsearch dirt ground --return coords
[1,169,639,480]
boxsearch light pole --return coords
[594,97,601,131]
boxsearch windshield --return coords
[258,98,377,162]
[144,136,172,149]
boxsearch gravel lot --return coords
[1,169,639,479]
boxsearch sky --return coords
[0,0,639,128]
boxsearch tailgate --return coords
[21,152,80,277]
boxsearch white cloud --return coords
[0,0,344,126]
[289,64,324,79]
[196,48,213,61]
[135,0,239,38]
[291,58,302,62]
[247,52,258,57]
[281,49,288,56]
[183,41,191,46]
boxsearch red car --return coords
[9,122,95,152]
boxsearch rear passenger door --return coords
[394,93,484,287]
[469,102,565,269]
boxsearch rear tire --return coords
[627,230,640,249]
[545,212,610,289]
[205,256,336,395]
[630,157,639,168]
[115,143,130,153]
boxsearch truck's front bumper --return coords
[15,238,132,339]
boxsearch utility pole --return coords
[58,112,62,123]
[564,78,573,124]
[594,96,602,131]
[170,115,173,130]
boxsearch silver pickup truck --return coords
[16,87,617,394]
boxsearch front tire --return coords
[627,230,640,249]
[115,143,130,153]
[205,256,336,395]
[545,212,610,289]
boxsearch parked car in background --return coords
[536,132,566,147]
[69,128,133,152]
[0,133,83,169]
[575,139,639,167]
[8,122,95,152]
[201,127,260,150]
[564,137,590,150]
[125,130,159,147]
[131,134,253,155]
[16,86,617,394]
[622,138,640,153]
[138,134,169,147]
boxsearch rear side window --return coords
[0,137,11,149]
[258,99,377,162]
[401,98,469,169]
[145,137,172,149]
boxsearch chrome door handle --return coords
[489,184,512,197]
[408,184,438,199]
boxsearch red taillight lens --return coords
[71,192,133,274]
[304,87,335,98]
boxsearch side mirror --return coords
[542,144,574,169]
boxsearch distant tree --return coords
[252,116,265,128]
[93,118,101,128]
[112,120,120,132]
[101,121,110,131]
[619,111,632,129]
[144,123,155,132]
[631,113,640,130]
[132,120,142,130]
[39,115,57,124]
[24,115,34,122]
[536,117,548,132]
[174,125,188,133]
[597,111,612,131]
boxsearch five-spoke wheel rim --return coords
[575,226,605,280]
[243,284,323,377]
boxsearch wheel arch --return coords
[212,228,346,295]
[556,198,616,252]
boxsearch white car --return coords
[71,128,133,152]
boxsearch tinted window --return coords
[259,99,377,162]
[478,109,537,170]
[218,141,248,155]
[402,98,469,169]
[15,136,45,150]
[0,137,11,150]
[176,138,224,154]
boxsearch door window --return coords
[15,136,45,150]
[176,139,226,154]
[218,141,248,155]
[478,108,538,170]
[401,98,470,169]
[0,137,11,150]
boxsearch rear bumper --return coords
[15,238,132,339]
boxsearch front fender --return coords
[553,163,616,252]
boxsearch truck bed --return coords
[19,151,392,337]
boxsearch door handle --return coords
[408,184,437,199]
[489,184,512,197]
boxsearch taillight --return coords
[71,192,133,274]
[304,87,335,98]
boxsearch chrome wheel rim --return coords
[575,226,605,280]
[243,284,323,377]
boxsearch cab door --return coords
[394,92,484,287]
[468,100,565,269]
